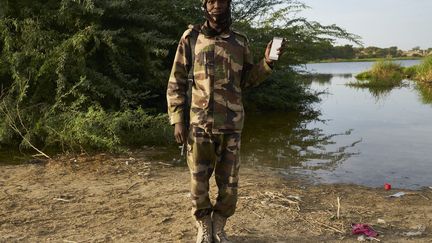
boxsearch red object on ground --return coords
[384,183,392,190]
[352,223,379,237]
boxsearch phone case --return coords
[269,37,283,61]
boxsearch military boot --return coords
[195,214,213,243]
[212,213,232,243]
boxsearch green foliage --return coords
[244,71,320,111]
[355,72,372,81]
[0,0,361,151]
[349,60,407,100]
[315,44,356,60]
[353,60,404,87]
[414,56,432,83]
[0,0,182,150]
[0,0,204,108]
[349,56,432,102]
[403,65,417,79]
[43,106,172,152]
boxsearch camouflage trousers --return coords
[186,126,241,219]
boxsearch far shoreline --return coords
[309,57,422,64]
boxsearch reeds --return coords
[353,60,404,87]
[414,56,432,83]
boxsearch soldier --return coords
[167,0,284,242]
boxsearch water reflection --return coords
[301,74,332,85]
[303,72,405,101]
[338,73,354,79]
[0,149,33,165]
[346,79,412,101]
[301,73,353,85]
[347,84,394,100]
[242,111,361,171]
[299,60,431,189]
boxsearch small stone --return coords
[377,218,386,224]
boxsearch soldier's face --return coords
[206,0,229,15]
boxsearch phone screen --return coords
[269,37,283,61]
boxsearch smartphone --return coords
[269,37,284,61]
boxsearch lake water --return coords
[243,59,432,189]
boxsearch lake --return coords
[243,59,432,189]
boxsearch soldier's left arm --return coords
[241,40,274,89]
[241,40,285,89]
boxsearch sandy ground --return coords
[0,150,431,243]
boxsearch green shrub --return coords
[369,60,404,81]
[403,65,418,79]
[415,56,432,83]
[355,71,372,80]
[244,71,320,111]
[352,60,404,87]
[0,94,172,152]
[43,107,172,152]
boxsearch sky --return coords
[299,0,432,50]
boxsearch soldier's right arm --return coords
[166,30,192,125]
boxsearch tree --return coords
[388,46,398,57]
[0,0,189,150]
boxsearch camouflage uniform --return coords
[167,24,272,219]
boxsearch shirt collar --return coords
[201,21,231,39]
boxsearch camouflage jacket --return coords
[167,24,273,134]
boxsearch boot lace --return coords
[202,224,210,239]
[214,215,230,242]
[198,220,212,242]
[217,231,229,241]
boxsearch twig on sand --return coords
[337,197,341,219]
[158,162,174,167]
[264,191,299,204]
[53,198,72,202]
[242,227,253,233]
[236,225,253,233]
[312,219,345,234]
[126,182,140,192]
[419,194,430,201]
[252,211,263,219]
[297,217,324,235]
[262,191,301,211]
[63,240,78,243]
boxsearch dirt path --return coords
[0,151,431,242]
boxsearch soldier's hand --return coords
[264,39,286,65]
[174,123,187,144]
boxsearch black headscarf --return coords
[201,0,232,37]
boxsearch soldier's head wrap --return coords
[201,0,232,36]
